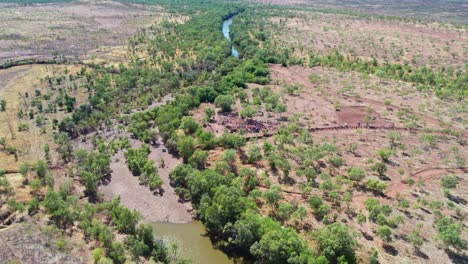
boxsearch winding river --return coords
[149,17,242,264]
[222,17,240,58]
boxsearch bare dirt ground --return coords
[0,0,165,64]
[266,11,467,69]
[100,138,193,223]
[268,64,466,132]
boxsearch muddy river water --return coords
[151,221,233,264]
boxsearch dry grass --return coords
[266,11,467,69]
[0,64,82,169]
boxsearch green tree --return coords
[386,131,401,148]
[369,248,378,264]
[377,148,394,162]
[214,94,235,112]
[440,175,458,189]
[180,116,200,134]
[54,132,74,162]
[250,227,310,264]
[44,144,51,163]
[204,107,215,122]
[108,242,126,264]
[365,198,392,222]
[277,202,295,222]
[197,130,217,150]
[240,105,258,118]
[188,149,208,169]
[313,223,357,264]
[34,160,47,179]
[366,179,387,193]
[292,206,307,222]
[371,162,387,177]
[436,216,465,251]
[92,248,105,263]
[239,167,258,192]
[200,185,254,235]
[111,200,141,234]
[247,145,262,164]
[0,137,5,150]
[0,99,6,111]
[18,162,29,177]
[264,185,282,208]
[357,213,366,225]
[218,132,246,149]
[348,167,365,182]
[376,225,392,243]
[177,136,195,162]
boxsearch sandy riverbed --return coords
[100,139,193,223]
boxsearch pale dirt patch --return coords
[100,140,193,223]
[0,0,167,64]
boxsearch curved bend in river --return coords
[222,17,239,58]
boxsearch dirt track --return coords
[269,64,467,137]
[385,167,468,198]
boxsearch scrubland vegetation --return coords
[0,0,466,263]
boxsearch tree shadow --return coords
[360,230,374,241]
[445,249,467,264]
[153,188,165,197]
[281,176,296,186]
[419,207,431,214]
[378,175,391,181]
[415,248,429,259]
[402,210,413,219]
[447,194,467,205]
[383,244,398,256]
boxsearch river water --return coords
[151,221,233,264]
[222,17,240,58]
[149,16,242,264]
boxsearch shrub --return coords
[377,148,394,162]
[376,225,392,242]
[366,179,387,193]
[277,202,295,222]
[247,145,262,164]
[440,175,458,189]
[214,94,235,112]
[436,216,465,251]
[348,167,365,182]
[34,160,47,179]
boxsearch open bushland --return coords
[0,0,466,263]
[0,0,172,66]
